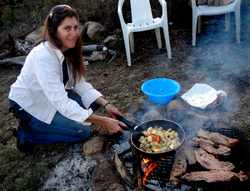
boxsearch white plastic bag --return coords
[181,83,227,109]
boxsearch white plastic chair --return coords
[118,0,172,66]
[191,0,241,46]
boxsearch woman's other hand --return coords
[95,97,123,118]
[101,116,124,134]
[87,114,125,134]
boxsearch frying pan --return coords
[116,114,185,156]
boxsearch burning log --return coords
[141,158,159,185]
[194,148,235,171]
[197,129,239,147]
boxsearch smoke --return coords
[132,100,166,123]
[183,6,250,114]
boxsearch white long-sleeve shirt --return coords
[9,41,102,124]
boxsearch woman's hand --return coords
[101,116,124,134]
[105,103,122,118]
[87,114,125,134]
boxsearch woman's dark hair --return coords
[42,4,85,82]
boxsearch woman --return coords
[8,4,124,151]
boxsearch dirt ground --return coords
[1,3,250,190]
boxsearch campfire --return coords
[141,158,158,185]
[113,99,250,191]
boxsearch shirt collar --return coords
[45,41,65,64]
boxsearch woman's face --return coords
[57,16,80,52]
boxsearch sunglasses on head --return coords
[49,4,73,18]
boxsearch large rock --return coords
[25,26,44,44]
[83,21,106,42]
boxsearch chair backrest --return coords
[130,0,153,24]
[192,0,240,8]
[191,0,240,15]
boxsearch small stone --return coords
[109,183,126,191]
[82,136,105,155]
[103,35,118,48]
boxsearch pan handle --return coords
[114,114,137,130]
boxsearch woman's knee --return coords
[77,125,92,140]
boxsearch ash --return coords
[40,144,97,191]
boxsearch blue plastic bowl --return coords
[141,78,181,105]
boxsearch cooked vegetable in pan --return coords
[139,127,181,153]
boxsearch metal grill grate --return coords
[143,155,176,184]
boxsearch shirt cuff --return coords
[81,108,93,122]
[81,89,102,109]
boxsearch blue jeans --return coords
[10,90,92,145]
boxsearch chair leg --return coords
[197,16,201,34]
[162,25,172,59]
[235,8,240,43]
[192,14,198,46]
[225,13,230,31]
[124,32,132,66]
[155,28,162,49]
[129,33,135,53]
